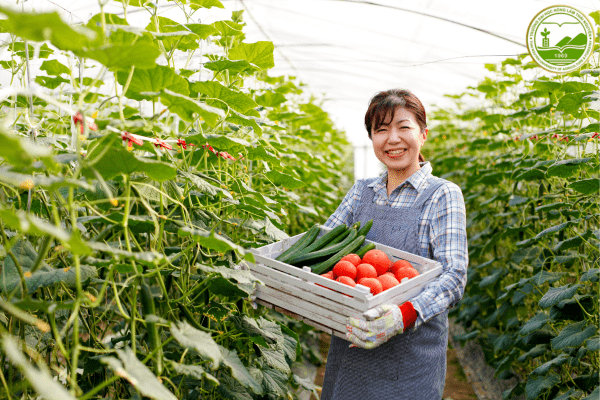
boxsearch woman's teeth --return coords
[387,149,406,155]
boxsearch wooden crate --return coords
[245,226,443,339]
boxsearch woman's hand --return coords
[346,302,417,349]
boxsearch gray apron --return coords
[321,176,449,400]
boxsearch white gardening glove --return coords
[346,302,417,349]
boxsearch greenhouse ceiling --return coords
[1,0,598,178]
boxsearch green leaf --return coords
[170,321,222,368]
[539,284,582,309]
[185,23,219,39]
[580,268,599,283]
[79,42,161,70]
[560,82,598,93]
[219,346,263,394]
[546,158,591,178]
[532,353,569,375]
[228,41,275,70]
[249,364,289,398]
[204,59,258,75]
[520,313,549,335]
[35,75,69,89]
[0,207,91,255]
[212,20,244,38]
[553,388,583,400]
[83,145,177,182]
[586,335,599,351]
[177,227,248,256]
[217,372,253,400]
[189,0,225,9]
[201,134,251,154]
[39,59,70,76]
[146,16,199,52]
[262,217,289,241]
[478,268,505,288]
[0,128,53,168]
[508,195,529,206]
[568,178,599,195]
[511,246,541,264]
[160,89,225,125]
[192,81,258,114]
[195,263,259,297]
[533,219,582,241]
[1,335,76,400]
[556,92,594,115]
[531,271,565,286]
[582,387,600,400]
[178,171,229,198]
[169,360,219,384]
[551,321,597,350]
[101,347,177,400]
[0,7,95,52]
[518,344,547,362]
[589,11,600,25]
[117,65,189,100]
[265,170,306,189]
[229,316,280,344]
[525,374,560,400]
[256,91,287,107]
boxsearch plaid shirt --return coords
[324,162,468,328]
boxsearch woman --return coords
[320,89,468,400]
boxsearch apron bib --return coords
[321,176,449,400]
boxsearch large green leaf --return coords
[532,353,569,375]
[568,178,599,195]
[265,170,306,189]
[520,313,549,335]
[0,207,91,255]
[185,23,219,39]
[79,42,161,70]
[1,241,97,295]
[525,374,560,400]
[0,129,54,169]
[160,89,225,125]
[204,59,258,75]
[35,75,69,89]
[556,91,594,115]
[189,0,225,9]
[228,41,275,70]
[102,347,177,400]
[146,16,199,52]
[228,316,280,344]
[169,360,219,384]
[178,227,249,257]
[201,134,251,154]
[170,321,222,368]
[219,346,263,394]
[192,81,258,114]
[530,271,565,286]
[217,372,253,400]
[0,6,95,52]
[117,65,189,100]
[2,335,76,400]
[39,59,70,76]
[551,321,597,350]
[249,364,289,398]
[83,145,177,182]
[195,263,259,297]
[546,158,592,178]
[539,284,582,309]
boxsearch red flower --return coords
[177,139,195,149]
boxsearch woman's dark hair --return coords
[364,89,427,162]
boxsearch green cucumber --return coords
[311,235,366,275]
[289,229,358,266]
[297,224,347,255]
[277,224,321,263]
[276,224,320,262]
[327,228,352,246]
[356,243,376,258]
[357,219,373,238]
[141,283,162,374]
[350,221,361,230]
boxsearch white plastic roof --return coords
[4,0,599,179]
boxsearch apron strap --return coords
[412,177,446,209]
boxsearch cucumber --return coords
[296,224,347,255]
[356,243,376,258]
[357,219,373,238]
[311,235,366,275]
[277,224,321,263]
[350,221,361,230]
[289,229,358,266]
[326,228,352,246]
[141,283,162,374]
[276,224,320,262]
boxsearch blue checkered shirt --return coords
[323,162,468,328]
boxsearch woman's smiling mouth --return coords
[386,149,407,157]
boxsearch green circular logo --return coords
[526,5,595,74]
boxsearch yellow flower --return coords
[19,179,34,190]
[109,198,119,207]
[24,272,32,278]
[79,135,86,142]
[63,267,70,272]
[91,110,99,119]
[36,321,50,333]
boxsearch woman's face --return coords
[370,107,427,178]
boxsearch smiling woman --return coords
[320,88,469,400]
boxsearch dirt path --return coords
[313,334,477,400]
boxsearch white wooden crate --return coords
[245,225,443,339]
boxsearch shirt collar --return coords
[368,162,433,196]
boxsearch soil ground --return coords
[312,333,477,400]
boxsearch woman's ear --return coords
[420,128,428,145]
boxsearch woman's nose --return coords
[388,127,403,142]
